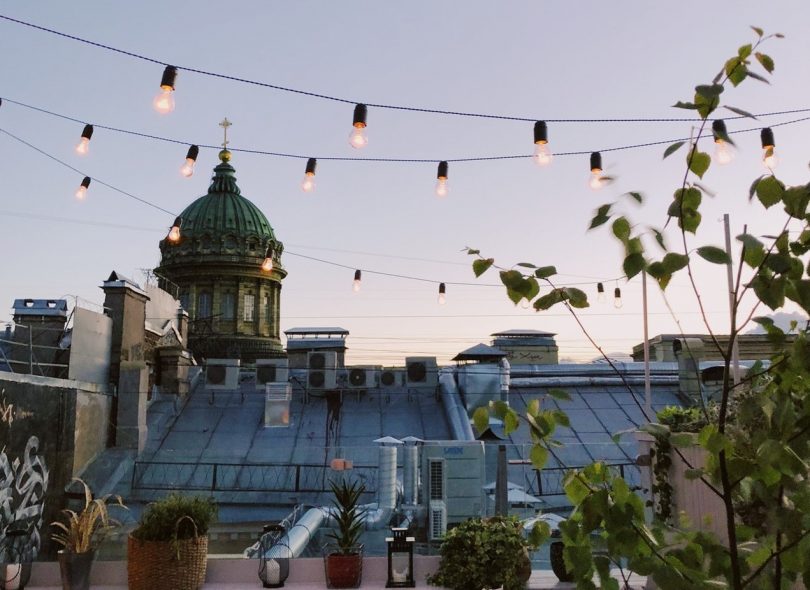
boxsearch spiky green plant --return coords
[327,478,366,554]
[50,478,127,553]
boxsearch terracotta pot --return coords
[325,551,363,588]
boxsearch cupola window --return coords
[221,292,235,320]
[244,294,255,322]
[197,291,212,320]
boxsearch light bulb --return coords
[75,137,90,155]
[763,146,779,170]
[75,186,87,200]
[353,269,362,292]
[438,283,447,305]
[301,173,316,193]
[262,257,274,272]
[613,287,623,309]
[597,283,606,303]
[349,125,368,149]
[153,88,175,114]
[167,216,182,243]
[180,158,196,177]
[589,170,604,190]
[533,142,552,167]
[435,177,448,198]
[520,298,530,309]
[714,140,734,165]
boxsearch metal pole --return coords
[495,444,508,516]
[28,325,33,374]
[723,214,741,385]
[642,273,652,419]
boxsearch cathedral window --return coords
[197,291,212,319]
[221,292,235,320]
[244,294,255,321]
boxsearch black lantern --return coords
[258,523,291,588]
[1,525,32,590]
[385,528,414,588]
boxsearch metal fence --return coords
[131,460,379,493]
[526,461,640,497]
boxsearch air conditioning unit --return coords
[406,357,438,388]
[255,358,289,390]
[422,442,485,528]
[205,359,240,390]
[347,366,378,389]
[379,368,403,389]
[308,351,337,390]
[429,500,447,540]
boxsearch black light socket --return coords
[760,127,775,149]
[439,282,446,295]
[614,287,621,299]
[81,124,94,141]
[80,176,91,189]
[305,157,317,175]
[597,282,604,294]
[354,269,362,281]
[160,66,178,90]
[437,161,448,179]
[353,103,367,127]
[172,216,182,229]
[533,121,548,144]
[590,152,602,172]
[185,145,199,162]
[265,245,274,259]
[712,119,728,142]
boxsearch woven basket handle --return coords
[171,515,200,560]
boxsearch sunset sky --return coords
[1,1,809,364]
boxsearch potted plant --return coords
[50,478,126,590]
[323,479,366,589]
[427,516,535,590]
[127,493,217,590]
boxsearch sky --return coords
[1,2,809,365]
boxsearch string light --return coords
[353,269,362,292]
[613,286,623,309]
[180,145,199,177]
[533,121,552,166]
[74,176,91,200]
[435,161,449,197]
[760,127,778,170]
[301,158,317,192]
[167,216,182,243]
[711,119,734,165]
[438,283,447,305]
[153,66,177,114]
[597,282,605,303]
[262,246,274,272]
[75,124,93,155]
[520,298,530,309]
[349,104,368,149]
[589,152,605,190]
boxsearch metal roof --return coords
[491,329,557,337]
[285,327,349,336]
[452,343,507,361]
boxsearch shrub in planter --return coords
[127,494,217,590]
[324,479,366,589]
[427,516,535,590]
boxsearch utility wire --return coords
[0,14,796,124]
[4,96,810,162]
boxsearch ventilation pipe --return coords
[439,368,475,441]
[402,443,418,505]
[264,507,326,558]
[673,338,704,403]
[361,443,398,527]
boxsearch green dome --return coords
[178,160,275,242]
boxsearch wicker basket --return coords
[127,534,208,590]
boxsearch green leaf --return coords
[534,265,557,279]
[547,388,571,401]
[756,175,785,208]
[589,203,613,230]
[651,228,667,251]
[687,148,711,179]
[785,279,810,315]
[503,409,520,435]
[755,52,774,73]
[612,217,631,242]
[672,101,698,110]
[623,253,646,279]
[750,25,764,37]
[564,287,589,309]
[530,445,549,469]
[737,233,766,268]
[696,245,730,264]
[662,252,689,273]
[725,56,747,87]
[491,400,510,420]
[472,407,489,434]
[695,84,724,99]
[534,290,561,311]
[782,185,810,219]
[724,105,758,120]
[473,258,494,277]
[465,247,480,256]
[752,273,786,310]
[499,270,524,290]
[663,141,685,159]
[516,262,536,269]
[746,70,771,84]
[624,191,644,204]
[738,43,753,59]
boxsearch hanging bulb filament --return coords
[349,104,368,149]
[438,283,447,305]
[75,124,93,155]
[533,121,552,167]
[589,152,604,190]
[153,66,177,114]
[302,158,317,192]
[353,269,362,292]
[75,176,91,200]
[760,127,778,170]
[262,246,275,272]
[167,216,182,243]
[435,161,449,198]
[180,145,199,177]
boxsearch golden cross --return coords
[219,118,232,149]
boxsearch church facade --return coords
[155,147,286,362]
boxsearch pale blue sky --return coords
[1,2,808,363]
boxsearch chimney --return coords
[673,338,704,403]
[490,330,559,365]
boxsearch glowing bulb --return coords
[75,137,90,155]
[349,125,368,149]
[167,216,182,243]
[613,287,623,309]
[520,298,530,309]
[75,176,91,200]
[353,269,362,292]
[262,257,274,272]
[597,283,606,303]
[589,170,604,190]
[435,177,448,198]
[763,146,779,170]
[438,283,447,305]
[153,88,175,114]
[180,158,196,177]
[533,142,552,167]
[714,140,734,165]
[301,173,316,193]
